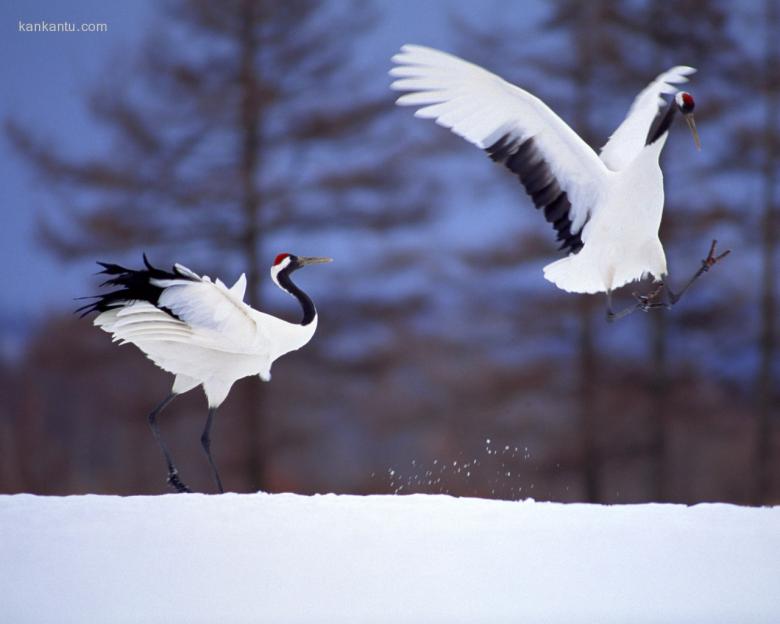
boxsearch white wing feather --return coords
[600,65,696,171]
[390,44,609,232]
[95,302,192,345]
[229,273,247,300]
[150,269,262,352]
[95,266,265,355]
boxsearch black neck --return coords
[646,99,677,146]
[278,269,317,326]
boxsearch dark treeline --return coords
[1,0,777,503]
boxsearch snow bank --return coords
[1,493,778,623]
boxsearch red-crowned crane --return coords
[80,253,332,493]
[390,45,728,321]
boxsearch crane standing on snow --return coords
[80,253,332,493]
[390,45,728,321]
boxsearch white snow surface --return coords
[1,493,778,623]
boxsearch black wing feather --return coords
[77,255,197,318]
[486,134,585,254]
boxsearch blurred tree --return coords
[451,0,747,504]
[6,0,435,491]
[678,0,780,504]
[452,0,635,503]
[744,0,780,505]
[753,0,779,503]
[601,0,736,501]
[562,1,605,504]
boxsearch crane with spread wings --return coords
[391,44,728,320]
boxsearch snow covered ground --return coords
[1,493,778,623]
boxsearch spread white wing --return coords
[96,267,265,355]
[599,65,696,171]
[390,44,609,252]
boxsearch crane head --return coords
[273,253,333,270]
[675,91,700,151]
[271,253,333,285]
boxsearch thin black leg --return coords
[605,240,730,323]
[606,284,667,322]
[665,239,731,305]
[148,393,191,494]
[200,408,224,494]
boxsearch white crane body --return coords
[81,252,330,492]
[95,298,317,406]
[545,136,668,293]
[390,45,706,309]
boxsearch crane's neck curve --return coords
[277,269,317,326]
[646,98,677,147]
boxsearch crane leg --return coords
[148,393,191,493]
[200,408,224,494]
[605,284,667,322]
[605,240,730,322]
[664,239,730,305]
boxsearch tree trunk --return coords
[649,309,668,501]
[648,29,669,504]
[755,0,779,505]
[239,0,266,492]
[573,4,600,503]
[577,296,600,501]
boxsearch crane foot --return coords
[702,239,731,272]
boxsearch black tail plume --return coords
[77,255,196,318]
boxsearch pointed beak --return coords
[684,113,701,151]
[298,256,333,266]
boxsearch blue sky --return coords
[1,0,154,325]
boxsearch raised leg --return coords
[200,407,224,494]
[605,240,730,323]
[664,239,730,304]
[148,393,191,493]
